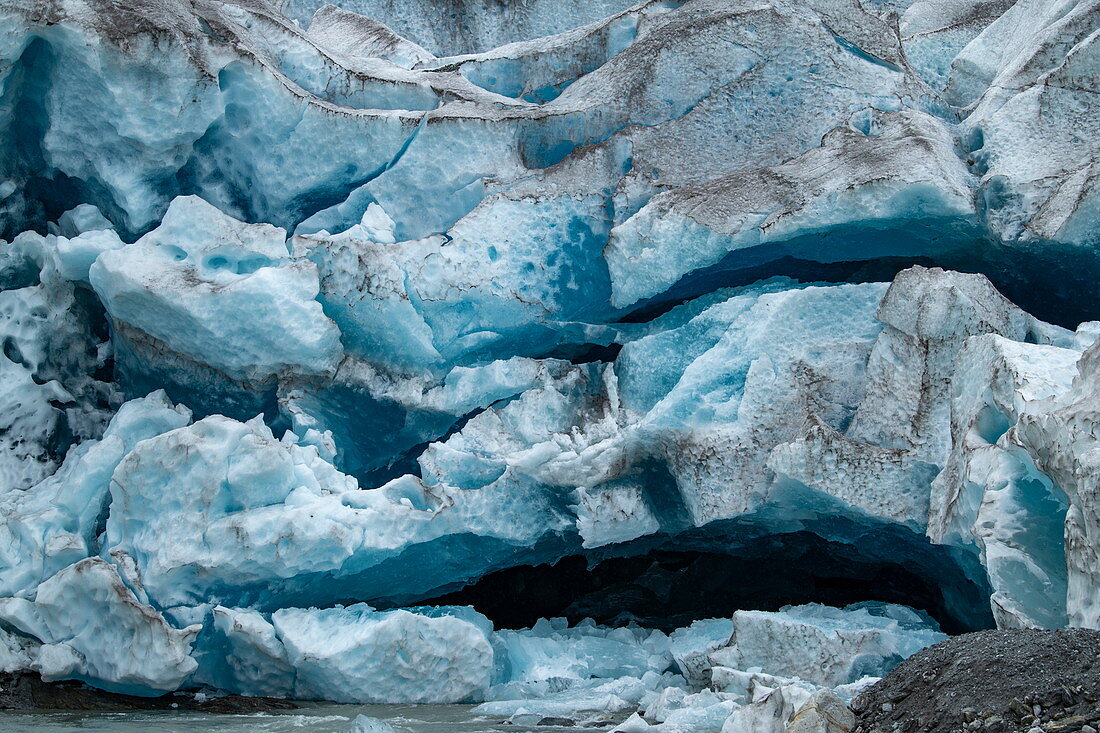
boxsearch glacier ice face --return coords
[928,334,1080,628]
[1013,341,1100,629]
[948,0,1100,248]
[103,407,570,610]
[0,240,118,488]
[0,0,1099,713]
[282,0,642,55]
[605,109,977,309]
[89,196,342,393]
[900,0,1014,90]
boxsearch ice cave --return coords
[0,0,1098,730]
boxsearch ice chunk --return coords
[54,204,113,238]
[0,626,35,673]
[0,392,190,598]
[273,604,493,703]
[349,716,396,733]
[45,229,125,283]
[199,603,496,703]
[0,558,200,695]
[574,484,661,549]
[651,688,741,728]
[104,411,568,609]
[710,667,814,705]
[494,619,668,686]
[720,683,813,733]
[667,618,734,689]
[785,689,856,733]
[89,196,342,385]
[476,674,661,719]
[203,606,296,698]
[710,603,946,687]
[615,712,654,732]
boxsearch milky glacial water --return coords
[0,704,607,733]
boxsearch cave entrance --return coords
[421,529,994,635]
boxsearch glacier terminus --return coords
[0,0,1098,729]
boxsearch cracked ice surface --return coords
[0,0,1098,724]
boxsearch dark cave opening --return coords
[421,530,994,636]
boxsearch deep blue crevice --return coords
[615,223,1100,329]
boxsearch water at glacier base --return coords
[0,704,593,732]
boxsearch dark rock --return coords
[1010,700,1031,718]
[1047,715,1091,732]
[852,629,1100,733]
[0,672,297,713]
[537,717,576,727]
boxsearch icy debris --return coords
[0,626,34,674]
[667,618,735,689]
[720,683,814,733]
[469,604,943,726]
[493,617,672,687]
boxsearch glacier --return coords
[0,0,1098,727]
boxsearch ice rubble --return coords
[191,599,940,721]
[0,0,1098,721]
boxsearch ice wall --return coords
[0,0,1098,719]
